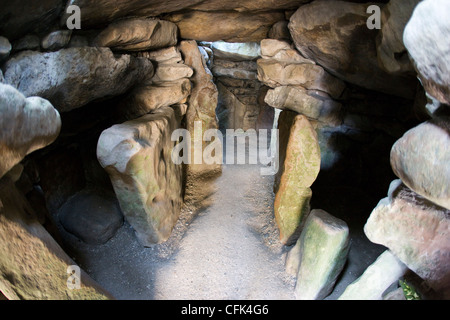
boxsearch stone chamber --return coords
[0,0,449,300]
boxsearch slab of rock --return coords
[97,105,186,246]
[0,165,111,300]
[211,41,260,61]
[212,66,257,80]
[257,59,345,99]
[58,189,124,245]
[167,11,284,42]
[339,250,407,300]
[41,30,72,51]
[289,0,417,99]
[94,18,178,52]
[3,47,154,112]
[294,209,350,300]
[274,113,321,244]
[376,0,420,74]
[260,39,314,65]
[268,21,291,41]
[139,46,183,65]
[264,86,343,126]
[390,121,450,210]
[0,84,61,179]
[178,40,221,178]
[152,64,194,83]
[364,182,450,294]
[403,0,450,105]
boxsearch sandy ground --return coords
[63,160,299,300]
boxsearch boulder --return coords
[364,181,450,295]
[390,121,450,210]
[152,64,194,83]
[138,46,183,65]
[339,250,407,300]
[3,47,154,112]
[274,112,321,244]
[289,0,417,98]
[264,86,343,126]
[212,66,257,80]
[211,41,260,61]
[0,84,61,179]
[403,0,450,105]
[376,0,420,74]
[97,105,187,246]
[257,59,345,99]
[41,30,72,51]
[268,21,291,41]
[167,11,284,42]
[260,39,314,65]
[94,18,178,52]
[294,209,350,300]
[58,189,124,245]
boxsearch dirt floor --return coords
[60,134,385,300]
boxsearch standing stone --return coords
[3,47,154,112]
[274,113,321,245]
[93,18,178,52]
[178,40,222,179]
[97,105,187,246]
[364,182,450,295]
[0,84,61,179]
[294,209,350,300]
[339,251,407,300]
[390,121,450,210]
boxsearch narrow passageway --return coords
[64,141,296,299]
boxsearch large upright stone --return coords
[0,84,61,179]
[339,250,407,300]
[3,48,154,112]
[294,209,350,300]
[403,0,450,105]
[274,113,321,244]
[97,105,186,246]
[178,40,221,178]
[390,121,450,210]
[289,0,416,98]
[364,182,450,295]
[94,18,178,52]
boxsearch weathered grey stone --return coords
[212,66,257,80]
[0,36,11,60]
[285,238,302,276]
[339,251,407,300]
[390,121,450,210]
[41,30,72,51]
[97,105,187,246]
[3,47,154,112]
[211,41,260,61]
[0,84,61,179]
[274,113,321,245]
[289,0,417,98]
[59,190,124,245]
[364,182,450,295]
[294,209,350,300]
[94,18,178,52]
[403,0,450,105]
[257,59,345,99]
[0,161,111,300]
